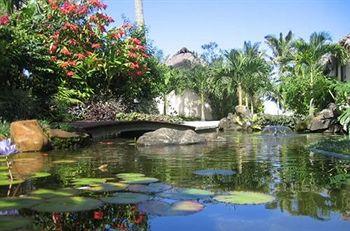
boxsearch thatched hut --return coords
[157,48,213,120]
[165,47,202,68]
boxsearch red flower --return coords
[136,71,143,76]
[66,71,75,77]
[50,56,58,62]
[76,53,86,60]
[0,15,10,25]
[48,0,58,10]
[93,211,104,220]
[60,1,77,15]
[49,44,58,54]
[128,52,138,59]
[88,0,107,9]
[76,5,88,15]
[130,62,139,69]
[92,43,101,49]
[63,22,79,32]
[60,61,70,68]
[61,47,72,56]
[131,38,142,45]
[69,39,77,46]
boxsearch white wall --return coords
[157,89,213,120]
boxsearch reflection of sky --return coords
[149,204,350,231]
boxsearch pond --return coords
[1,132,350,230]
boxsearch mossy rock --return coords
[214,191,275,204]
[72,178,108,186]
[120,177,159,185]
[159,188,214,200]
[127,183,172,194]
[101,192,150,204]
[0,197,42,210]
[0,216,33,230]
[32,196,102,212]
[81,183,127,193]
[29,188,79,199]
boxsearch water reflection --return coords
[0,132,350,230]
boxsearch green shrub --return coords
[115,112,184,124]
[0,120,10,138]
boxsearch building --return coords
[331,34,350,82]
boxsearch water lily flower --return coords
[0,139,17,156]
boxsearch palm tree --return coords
[265,31,294,77]
[292,32,346,115]
[134,0,145,27]
[221,42,271,112]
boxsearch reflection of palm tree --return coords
[134,0,145,27]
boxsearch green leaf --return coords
[32,196,102,212]
[101,192,150,204]
[214,191,275,204]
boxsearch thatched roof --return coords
[165,47,202,68]
[340,34,350,52]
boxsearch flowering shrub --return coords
[45,0,150,84]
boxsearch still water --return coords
[1,132,350,230]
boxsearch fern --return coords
[339,108,350,133]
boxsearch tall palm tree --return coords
[221,42,271,111]
[265,31,294,77]
[134,0,145,27]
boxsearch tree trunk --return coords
[134,0,145,27]
[250,97,254,114]
[237,83,243,106]
[163,94,167,115]
[200,92,205,121]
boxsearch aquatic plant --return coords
[101,192,150,204]
[214,191,275,205]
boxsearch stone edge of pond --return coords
[309,148,350,159]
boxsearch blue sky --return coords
[105,0,350,56]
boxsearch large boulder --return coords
[10,120,49,152]
[308,103,341,133]
[137,128,205,146]
[219,107,253,132]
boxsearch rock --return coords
[200,133,226,142]
[48,129,90,150]
[137,128,205,146]
[48,129,80,139]
[308,103,342,133]
[219,107,253,132]
[10,120,48,152]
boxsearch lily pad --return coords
[159,188,214,200]
[52,160,77,164]
[214,191,275,204]
[81,183,127,192]
[32,196,102,212]
[29,188,79,199]
[0,166,8,171]
[30,172,51,179]
[72,178,108,186]
[116,173,145,178]
[0,179,24,186]
[0,158,7,162]
[0,216,33,230]
[0,197,41,210]
[138,200,204,216]
[193,169,235,176]
[101,192,150,204]
[127,183,172,194]
[121,177,159,185]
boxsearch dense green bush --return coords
[255,114,305,129]
[115,112,184,123]
[0,120,10,138]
